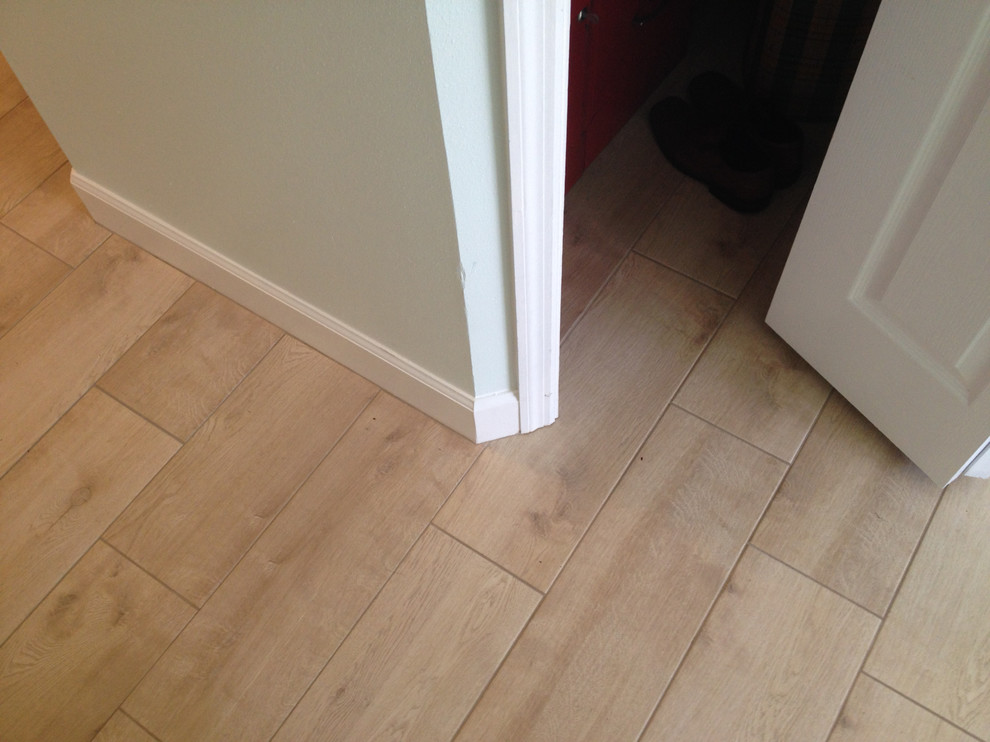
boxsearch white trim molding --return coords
[502,0,569,433]
[964,437,990,479]
[71,169,519,444]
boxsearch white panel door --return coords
[767,0,990,486]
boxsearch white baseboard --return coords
[70,169,519,443]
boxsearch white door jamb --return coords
[501,0,569,433]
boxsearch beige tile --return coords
[436,254,732,590]
[829,675,979,742]
[0,99,65,217]
[100,282,283,440]
[1,162,110,265]
[632,119,833,299]
[275,527,538,742]
[0,541,194,742]
[674,206,830,461]
[105,336,377,606]
[0,223,70,338]
[0,389,178,644]
[0,51,27,118]
[641,547,878,742]
[92,712,158,742]
[753,394,942,615]
[866,476,990,739]
[455,407,786,742]
[562,115,684,336]
[0,236,192,478]
[558,23,761,338]
[634,162,812,298]
[123,395,478,742]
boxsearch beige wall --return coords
[0,1,479,393]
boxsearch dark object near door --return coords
[566,0,695,192]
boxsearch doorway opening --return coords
[558,0,878,341]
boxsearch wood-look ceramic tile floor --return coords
[1,41,989,742]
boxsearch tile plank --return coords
[1,162,111,265]
[633,178,796,297]
[0,99,65,217]
[92,712,159,742]
[123,395,479,742]
[558,18,748,338]
[753,394,942,615]
[562,116,683,336]
[0,236,192,477]
[104,336,377,606]
[436,254,732,590]
[0,389,179,644]
[0,541,194,742]
[634,123,831,298]
[455,407,786,742]
[100,282,283,440]
[829,675,979,742]
[641,547,878,742]
[0,223,70,338]
[866,477,990,739]
[673,207,831,461]
[274,527,539,742]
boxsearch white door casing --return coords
[502,0,570,433]
[767,0,990,486]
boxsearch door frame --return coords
[503,1,990,481]
[503,0,570,433]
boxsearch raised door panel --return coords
[767,0,990,485]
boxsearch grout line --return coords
[92,385,186,446]
[1,160,93,266]
[633,450,794,740]
[669,401,795,466]
[818,483,953,740]
[265,517,492,741]
[639,390,831,740]
[439,403,712,738]
[559,244,633,346]
[182,387,381,609]
[0,237,191,480]
[0,223,76,273]
[0,95,30,124]
[628,246,741,301]
[874,481,947,624]
[442,544,551,741]
[96,280,285,447]
[468,295,737,739]
[0,528,195,654]
[0,242,128,480]
[100,538,202,735]
[634,360,829,739]
[117,708,164,742]
[632,547,750,741]
[859,671,986,742]
[110,389,381,738]
[821,645,881,741]
[265,412,487,741]
[99,538,200,612]
[531,289,737,600]
[266,515,421,740]
[0,395,186,652]
[559,165,684,344]
[748,543,885,619]
[431,523,546,596]
[0,156,69,220]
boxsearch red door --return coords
[566,0,694,191]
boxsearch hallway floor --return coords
[1,37,989,742]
